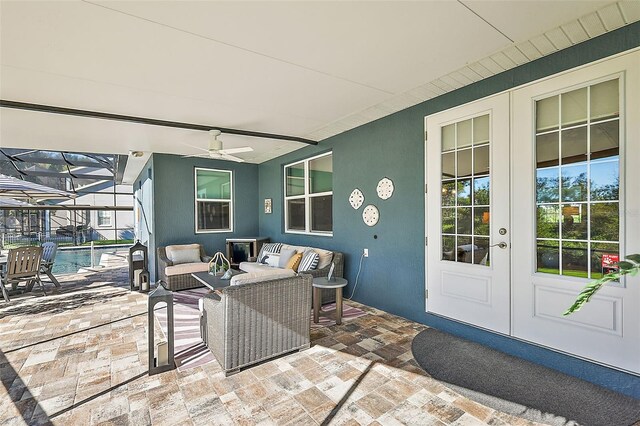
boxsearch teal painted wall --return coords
[138,153,259,280]
[258,23,640,396]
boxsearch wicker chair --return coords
[201,273,312,375]
[157,244,210,291]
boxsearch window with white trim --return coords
[97,210,112,227]
[284,152,332,235]
[195,168,232,233]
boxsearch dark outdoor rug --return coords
[411,328,640,426]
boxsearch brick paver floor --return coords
[0,253,540,425]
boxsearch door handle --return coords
[490,242,508,249]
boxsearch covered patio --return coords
[0,256,531,425]
[1,1,639,425]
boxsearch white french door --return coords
[425,50,640,374]
[511,52,640,374]
[425,93,511,334]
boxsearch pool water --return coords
[52,247,122,274]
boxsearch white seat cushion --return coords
[166,244,202,265]
[164,262,209,276]
[230,269,295,286]
[239,262,280,274]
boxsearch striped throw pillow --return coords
[298,251,319,272]
[257,243,283,261]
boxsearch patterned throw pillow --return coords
[298,251,319,272]
[257,243,283,261]
[286,253,303,271]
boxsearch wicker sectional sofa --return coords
[201,273,313,375]
[239,244,344,305]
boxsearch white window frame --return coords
[194,167,233,234]
[284,151,333,236]
[97,210,112,227]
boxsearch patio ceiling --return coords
[1,1,638,175]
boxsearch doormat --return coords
[411,328,640,426]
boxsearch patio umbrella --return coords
[0,174,76,201]
[0,198,34,207]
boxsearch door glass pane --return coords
[537,240,559,274]
[457,119,472,148]
[442,152,455,179]
[457,179,471,206]
[590,242,619,279]
[590,79,619,122]
[442,208,455,234]
[534,82,621,278]
[457,149,472,178]
[440,114,490,266]
[442,236,456,261]
[473,237,489,265]
[536,167,559,203]
[561,87,587,127]
[473,177,490,205]
[473,115,489,145]
[536,96,559,132]
[537,205,559,239]
[590,121,619,160]
[561,203,587,240]
[473,145,489,175]
[561,127,587,165]
[457,207,472,235]
[457,236,473,263]
[474,207,490,236]
[590,202,619,241]
[442,181,456,206]
[561,163,587,202]
[442,124,456,151]
[536,132,559,168]
[590,159,619,201]
[562,241,588,278]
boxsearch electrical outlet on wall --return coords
[363,248,369,257]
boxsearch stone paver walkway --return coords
[0,255,540,425]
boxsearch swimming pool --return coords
[52,246,128,274]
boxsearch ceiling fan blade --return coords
[181,153,210,158]
[221,154,245,163]
[220,147,253,155]
[182,143,209,153]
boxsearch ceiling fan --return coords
[183,130,253,162]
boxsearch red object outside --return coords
[602,254,619,267]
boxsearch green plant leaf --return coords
[617,261,635,271]
[564,253,640,316]
[626,254,640,263]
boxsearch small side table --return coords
[312,277,348,325]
